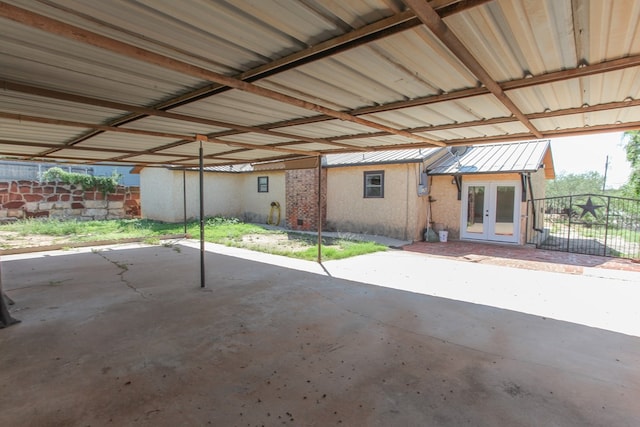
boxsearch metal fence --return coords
[527,193,640,259]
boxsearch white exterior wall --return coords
[326,163,428,241]
[141,168,285,224]
[239,172,286,224]
[429,172,549,244]
[140,168,184,222]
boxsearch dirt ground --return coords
[241,233,317,252]
[0,230,72,250]
[0,231,325,253]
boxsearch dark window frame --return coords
[257,176,269,193]
[363,170,384,198]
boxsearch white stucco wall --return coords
[239,172,286,225]
[140,168,183,222]
[140,168,285,224]
[326,163,428,241]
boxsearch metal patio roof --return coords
[1,0,639,168]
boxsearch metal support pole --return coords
[317,155,322,263]
[183,169,187,234]
[199,139,205,288]
[566,195,572,252]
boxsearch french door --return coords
[461,181,520,243]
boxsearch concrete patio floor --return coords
[1,241,639,426]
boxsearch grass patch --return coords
[283,240,387,261]
[0,217,387,261]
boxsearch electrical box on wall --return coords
[417,172,428,196]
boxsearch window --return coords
[363,171,384,198]
[257,176,269,193]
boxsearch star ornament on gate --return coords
[576,197,605,219]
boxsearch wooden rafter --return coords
[33,2,487,157]
[404,0,543,139]
[2,80,365,152]
[203,54,640,141]
[0,2,446,148]
[0,112,321,157]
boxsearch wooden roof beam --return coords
[404,0,543,139]
[319,98,640,142]
[32,2,487,154]
[204,53,640,141]
[0,112,321,157]
[2,80,364,152]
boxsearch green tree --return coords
[623,130,640,197]
[546,171,604,198]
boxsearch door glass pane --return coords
[495,186,515,236]
[466,186,485,234]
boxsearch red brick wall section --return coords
[0,180,140,221]
[285,168,327,231]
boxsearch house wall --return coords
[428,175,461,239]
[429,172,549,244]
[241,172,286,225]
[326,163,428,241]
[140,168,285,224]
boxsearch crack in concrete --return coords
[93,250,147,299]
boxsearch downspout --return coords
[527,173,544,233]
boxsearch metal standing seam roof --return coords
[324,147,441,167]
[426,139,553,175]
[0,1,639,168]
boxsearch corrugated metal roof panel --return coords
[0,118,86,143]
[78,133,178,152]
[366,96,513,129]
[279,120,375,139]
[0,144,45,156]
[173,90,317,127]
[0,91,123,122]
[120,117,228,136]
[445,1,577,82]
[532,105,640,132]
[52,148,129,161]
[125,154,192,164]
[325,147,440,167]
[427,140,551,175]
[156,141,242,157]
[1,19,202,106]
[202,164,255,173]
[578,0,640,63]
[260,24,480,111]
[0,1,638,167]
[218,133,297,145]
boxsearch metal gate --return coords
[527,193,640,259]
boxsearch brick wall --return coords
[0,180,140,221]
[285,168,326,231]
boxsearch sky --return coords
[549,131,632,189]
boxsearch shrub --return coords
[41,167,122,195]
